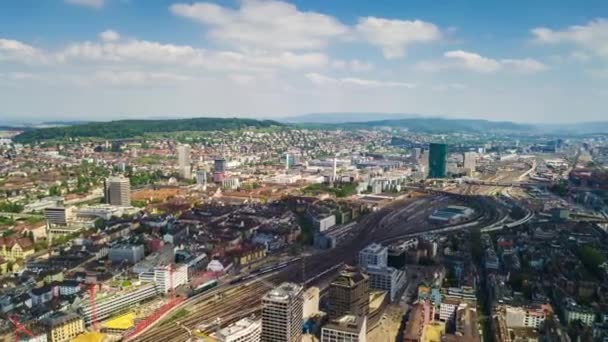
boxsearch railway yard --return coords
[134,184,523,342]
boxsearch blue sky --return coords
[0,0,607,123]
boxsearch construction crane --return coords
[7,316,33,342]
[87,281,99,330]
[169,263,176,301]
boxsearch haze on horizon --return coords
[0,0,607,124]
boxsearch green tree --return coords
[48,185,61,196]
[0,202,23,213]
[577,246,606,278]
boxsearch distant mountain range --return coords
[281,112,421,124]
[329,117,532,133]
[5,114,608,143]
[286,113,608,134]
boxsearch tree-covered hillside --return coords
[13,117,282,143]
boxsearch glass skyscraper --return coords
[428,143,448,178]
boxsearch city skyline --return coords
[1,0,607,123]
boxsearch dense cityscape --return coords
[2,1,608,342]
[0,120,607,342]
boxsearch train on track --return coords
[228,258,302,285]
[189,279,218,297]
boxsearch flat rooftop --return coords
[264,282,303,302]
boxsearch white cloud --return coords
[93,71,191,85]
[331,59,374,72]
[532,19,608,57]
[65,0,104,9]
[58,32,328,71]
[228,74,256,85]
[99,30,120,42]
[444,50,501,73]
[170,0,348,51]
[500,58,548,73]
[355,17,441,59]
[306,72,415,88]
[432,83,467,91]
[0,38,46,63]
[0,72,41,81]
[418,50,547,74]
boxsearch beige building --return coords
[42,313,84,342]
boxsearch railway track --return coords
[135,194,508,342]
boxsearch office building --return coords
[213,317,261,342]
[428,143,448,178]
[366,266,406,302]
[44,206,75,226]
[358,243,405,302]
[42,312,84,342]
[505,304,551,329]
[105,176,131,206]
[177,144,192,179]
[108,244,145,264]
[327,266,369,320]
[313,215,336,232]
[261,282,304,342]
[463,152,477,172]
[214,158,227,173]
[196,170,207,186]
[222,177,241,190]
[321,315,367,342]
[358,243,388,269]
[81,282,158,325]
[138,264,189,294]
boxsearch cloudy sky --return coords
[1,0,607,123]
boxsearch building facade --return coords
[321,315,366,342]
[261,282,304,342]
[177,144,192,179]
[358,243,388,269]
[42,313,84,342]
[428,143,448,178]
[327,266,369,320]
[105,176,131,206]
[214,317,261,342]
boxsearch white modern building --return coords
[358,243,388,269]
[177,144,191,179]
[505,304,550,329]
[565,304,596,326]
[365,265,406,302]
[321,315,366,342]
[138,264,189,294]
[261,282,303,342]
[313,215,336,232]
[440,299,461,322]
[213,317,261,342]
[222,177,241,190]
[81,282,158,325]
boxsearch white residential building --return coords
[214,317,261,342]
